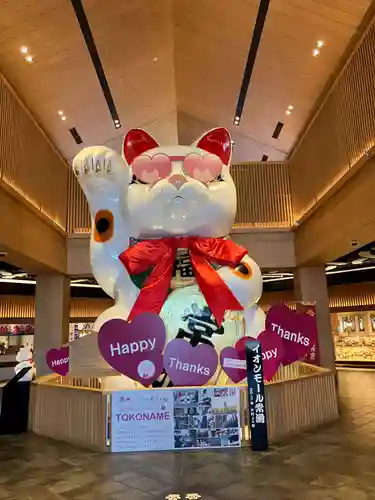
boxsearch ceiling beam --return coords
[0,185,67,274]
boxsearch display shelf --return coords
[334,334,375,362]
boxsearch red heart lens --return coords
[132,154,172,184]
[183,153,223,183]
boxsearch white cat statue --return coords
[71,128,265,379]
[15,347,35,382]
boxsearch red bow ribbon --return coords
[119,237,248,326]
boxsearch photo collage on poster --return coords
[173,387,241,449]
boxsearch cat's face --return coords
[123,128,236,239]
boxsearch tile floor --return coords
[1,369,375,499]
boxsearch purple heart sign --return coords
[46,345,69,376]
[98,313,166,386]
[266,304,317,365]
[164,339,218,386]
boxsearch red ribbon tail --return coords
[192,255,244,327]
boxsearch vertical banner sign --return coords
[296,302,320,366]
[245,339,268,451]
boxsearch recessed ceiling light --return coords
[58,110,64,116]
[313,49,320,57]
[287,105,294,110]
[25,55,34,63]
[316,40,324,48]
[61,116,66,121]
[20,46,28,54]
[153,57,158,62]
[286,110,292,116]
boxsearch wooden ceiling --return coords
[0,0,372,163]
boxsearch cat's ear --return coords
[194,128,232,166]
[123,129,159,165]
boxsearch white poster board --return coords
[111,387,241,452]
[111,390,174,452]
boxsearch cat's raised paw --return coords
[72,146,129,194]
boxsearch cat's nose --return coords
[168,174,187,190]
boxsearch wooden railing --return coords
[29,363,338,450]
[67,162,293,233]
[290,18,375,221]
[0,74,68,230]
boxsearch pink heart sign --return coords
[220,347,246,383]
[98,313,166,386]
[266,304,317,365]
[164,339,218,386]
[46,345,70,376]
[233,330,284,381]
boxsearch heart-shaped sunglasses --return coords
[131,153,223,184]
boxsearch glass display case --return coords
[332,311,375,362]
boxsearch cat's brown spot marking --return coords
[94,210,114,242]
[232,262,252,280]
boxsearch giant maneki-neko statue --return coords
[71,127,265,387]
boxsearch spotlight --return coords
[313,49,320,57]
[286,110,292,116]
[20,46,28,54]
[58,111,64,116]
[25,55,34,63]
[316,40,324,48]
[61,116,66,121]
[287,105,294,110]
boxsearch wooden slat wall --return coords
[1,282,375,320]
[0,75,68,230]
[260,282,375,311]
[67,170,91,233]
[66,162,293,233]
[290,21,375,221]
[0,296,113,319]
[232,162,293,228]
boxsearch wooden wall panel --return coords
[67,171,91,234]
[232,162,293,228]
[2,282,375,320]
[260,282,375,311]
[0,187,67,273]
[0,296,113,319]
[66,162,293,233]
[0,74,68,230]
[290,21,375,221]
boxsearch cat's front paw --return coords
[72,146,129,196]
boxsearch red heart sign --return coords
[46,345,69,376]
[220,346,246,383]
[266,304,317,365]
[98,313,166,386]
[164,339,218,386]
